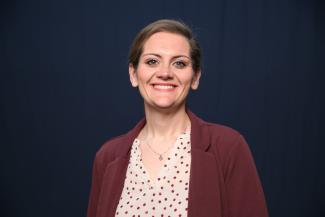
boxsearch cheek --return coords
[136,67,153,83]
[179,73,196,85]
[135,73,148,84]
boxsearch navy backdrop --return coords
[1,0,324,216]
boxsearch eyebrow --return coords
[141,53,191,60]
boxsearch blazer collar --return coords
[115,108,211,158]
[187,109,211,151]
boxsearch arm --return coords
[87,157,101,217]
[224,135,269,217]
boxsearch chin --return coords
[146,100,185,111]
[151,102,175,109]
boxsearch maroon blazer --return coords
[87,110,269,217]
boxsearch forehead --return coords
[142,32,190,56]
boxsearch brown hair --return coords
[128,19,201,73]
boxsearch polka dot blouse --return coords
[115,131,191,216]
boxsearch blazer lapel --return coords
[188,149,223,217]
[96,157,129,217]
[187,110,224,217]
[97,119,146,217]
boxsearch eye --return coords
[145,59,159,66]
[173,61,187,69]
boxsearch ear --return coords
[129,64,138,87]
[191,71,201,90]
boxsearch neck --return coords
[141,104,190,140]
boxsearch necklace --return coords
[144,141,174,161]
[142,125,189,161]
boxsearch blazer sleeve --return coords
[224,135,269,217]
[87,156,102,217]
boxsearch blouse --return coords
[115,130,191,216]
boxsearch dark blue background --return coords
[1,0,324,216]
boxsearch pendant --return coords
[159,155,163,161]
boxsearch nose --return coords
[156,63,173,80]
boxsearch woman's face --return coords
[129,32,201,111]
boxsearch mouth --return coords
[151,83,178,91]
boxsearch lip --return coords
[151,83,178,91]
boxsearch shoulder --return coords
[91,118,145,169]
[93,133,131,169]
[207,122,255,176]
[197,118,250,167]
[190,110,243,148]
[204,121,243,144]
[188,110,247,156]
[96,134,129,157]
[188,110,243,147]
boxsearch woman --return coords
[87,19,268,217]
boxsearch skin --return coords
[129,32,200,111]
[129,31,201,180]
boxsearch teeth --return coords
[154,85,174,89]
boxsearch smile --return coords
[152,84,177,90]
